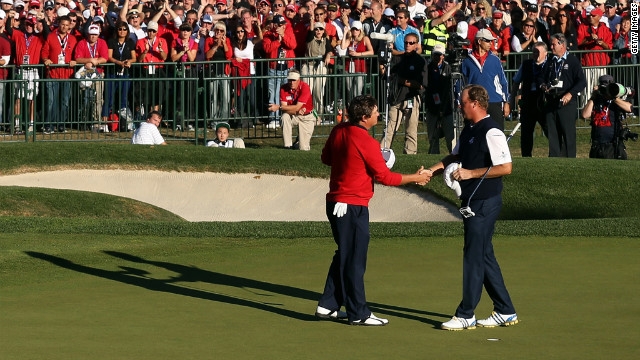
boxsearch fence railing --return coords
[1,53,637,144]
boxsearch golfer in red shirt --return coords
[315,94,431,326]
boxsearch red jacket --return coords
[11,30,44,66]
[488,25,511,57]
[205,36,232,75]
[42,30,78,79]
[262,23,297,70]
[322,122,402,206]
[577,23,613,66]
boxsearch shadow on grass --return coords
[25,250,449,326]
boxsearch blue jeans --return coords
[209,74,230,119]
[46,81,71,131]
[102,74,131,117]
[456,194,516,318]
[267,68,288,121]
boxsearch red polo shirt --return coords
[279,80,314,114]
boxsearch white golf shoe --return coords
[477,312,519,327]
[349,313,389,326]
[315,306,347,320]
[441,316,477,331]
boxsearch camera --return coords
[600,83,635,101]
[445,34,470,72]
[619,127,639,142]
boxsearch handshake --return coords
[415,166,433,186]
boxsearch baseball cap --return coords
[313,22,324,29]
[0,0,11,5]
[29,0,41,7]
[327,4,338,11]
[285,4,295,11]
[351,20,363,30]
[594,0,605,4]
[88,24,100,35]
[14,0,26,7]
[216,0,227,5]
[542,2,553,8]
[433,43,446,55]
[585,5,595,15]
[258,0,270,6]
[93,15,104,23]
[362,0,372,8]
[146,20,158,31]
[605,0,616,7]
[25,15,36,23]
[215,122,231,131]
[590,8,603,16]
[598,74,614,86]
[526,4,538,12]
[44,0,54,9]
[202,14,213,23]
[57,7,70,17]
[318,0,329,6]
[339,1,351,10]
[456,21,468,38]
[475,28,496,40]
[492,10,503,19]
[0,10,5,20]
[557,0,570,5]
[272,14,287,25]
[287,71,300,81]
[383,8,394,16]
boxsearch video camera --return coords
[445,34,470,72]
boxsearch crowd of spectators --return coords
[0,0,635,134]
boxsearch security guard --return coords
[381,33,428,154]
[422,3,460,55]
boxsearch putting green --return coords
[1,234,637,359]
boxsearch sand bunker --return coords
[0,170,460,222]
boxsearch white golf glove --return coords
[333,202,347,218]
[443,162,462,198]
[381,148,395,169]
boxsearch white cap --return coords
[383,8,394,17]
[456,21,468,39]
[57,6,70,17]
[475,28,496,40]
[313,22,325,29]
[0,0,12,5]
[432,43,446,54]
[585,5,595,15]
[14,0,26,7]
[351,21,363,30]
[88,24,100,35]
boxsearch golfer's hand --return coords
[333,202,347,218]
[416,166,432,186]
[453,168,473,181]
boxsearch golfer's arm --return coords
[471,163,512,179]
[427,154,459,175]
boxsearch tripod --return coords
[380,42,395,164]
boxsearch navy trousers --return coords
[318,202,371,322]
[455,195,516,319]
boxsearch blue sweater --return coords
[461,51,509,103]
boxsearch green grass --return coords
[1,142,638,359]
[1,234,638,359]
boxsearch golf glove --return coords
[333,202,348,218]
[443,162,462,198]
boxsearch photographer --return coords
[424,43,454,154]
[581,75,633,159]
[380,33,428,155]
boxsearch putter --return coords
[459,122,521,218]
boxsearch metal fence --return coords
[1,52,638,144]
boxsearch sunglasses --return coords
[147,29,157,32]
[397,16,406,19]
[236,29,245,33]
[131,15,140,19]
[70,19,77,22]
[315,13,325,16]
[559,14,568,17]
[55,2,64,5]
[315,28,324,31]
[523,24,534,28]
[404,41,417,45]
[480,38,493,42]
[477,7,485,11]
[351,27,361,30]
[118,27,128,31]
[273,3,283,7]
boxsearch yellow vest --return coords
[422,18,449,55]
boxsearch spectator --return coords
[424,43,454,154]
[488,10,511,59]
[581,74,632,159]
[333,1,354,41]
[339,21,373,101]
[121,2,146,43]
[0,10,9,129]
[508,0,525,36]
[74,24,109,126]
[389,9,421,55]
[604,0,621,35]
[551,7,578,50]
[231,24,256,126]
[381,32,427,155]
[302,21,334,123]
[131,111,167,145]
[135,21,168,115]
[205,21,232,125]
[239,8,263,43]
[541,33,586,158]
[103,20,137,131]
[539,2,554,30]
[467,0,491,40]
[42,15,77,134]
[7,14,44,133]
[511,41,549,157]
[613,15,636,64]
[462,29,510,130]
[406,0,427,21]
[267,70,316,151]
[511,17,542,52]
[496,0,513,26]
[262,14,296,128]
[271,0,286,17]
[206,122,246,148]
[524,3,549,45]
[328,3,349,40]
[577,7,612,101]
[256,0,271,27]
[422,3,460,56]
[171,23,198,128]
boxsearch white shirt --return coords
[407,3,427,20]
[234,41,255,74]
[132,122,165,145]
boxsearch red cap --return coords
[492,10,503,19]
[29,0,41,7]
[590,8,603,16]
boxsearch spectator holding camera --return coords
[581,75,633,159]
